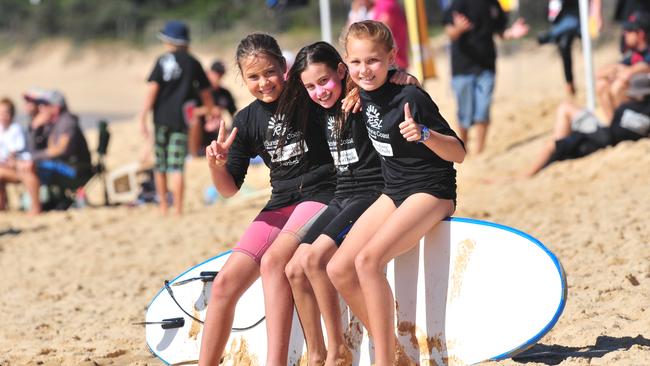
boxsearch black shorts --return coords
[301,193,379,246]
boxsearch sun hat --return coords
[157,20,190,46]
[23,88,47,103]
[40,90,67,108]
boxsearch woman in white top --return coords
[0,97,41,214]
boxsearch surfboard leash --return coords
[161,278,266,332]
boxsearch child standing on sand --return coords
[139,20,216,215]
[327,20,465,365]
[199,33,336,366]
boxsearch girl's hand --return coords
[206,120,238,169]
[399,103,422,142]
[341,86,361,114]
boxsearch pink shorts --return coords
[232,201,327,263]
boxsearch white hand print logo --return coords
[160,54,181,82]
[327,115,336,132]
[366,105,382,130]
[268,114,286,136]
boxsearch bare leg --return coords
[553,101,582,139]
[302,236,351,366]
[21,169,41,214]
[188,118,202,157]
[198,252,260,366]
[474,121,489,154]
[170,171,184,215]
[327,195,396,333]
[154,171,168,215]
[596,78,615,122]
[611,78,630,116]
[0,166,41,214]
[286,244,326,366]
[521,140,557,178]
[354,194,453,366]
[0,181,6,210]
[260,232,302,366]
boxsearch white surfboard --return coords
[144,217,567,365]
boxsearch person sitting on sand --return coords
[0,97,41,214]
[596,11,650,121]
[522,73,650,177]
[28,90,93,208]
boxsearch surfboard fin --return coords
[134,317,185,329]
[172,271,218,286]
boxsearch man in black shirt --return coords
[443,0,528,154]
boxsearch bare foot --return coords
[326,344,353,366]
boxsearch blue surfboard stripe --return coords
[447,217,568,363]
[146,218,567,365]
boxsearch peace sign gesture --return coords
[206,120,238,169]
[399,102,422,142]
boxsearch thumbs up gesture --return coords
[399,103,422,142]
[206,120,238,168]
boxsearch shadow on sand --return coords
[513,335,650,365]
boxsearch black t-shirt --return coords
[32,112,91,167]
[211,87,237,116]
[323,109,383,197]
[359,82,462,200]
[552,0,580,21]
[226,99,335,210]
[610,99,650,144]
[443,0,507,75]
[147,51,210,132]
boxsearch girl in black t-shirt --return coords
[328,20,466,365]
[200,34,336,366]
[278,41,385,365]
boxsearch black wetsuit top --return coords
[226,99,336,210]
[359,81,462,202]
[323,109,384,198]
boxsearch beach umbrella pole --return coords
[319,0,332,43]
[579,0,596,110]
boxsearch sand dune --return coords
[0,35,648,366]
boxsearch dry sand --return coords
[0,34,648,366]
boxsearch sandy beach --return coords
[0,33,648,366]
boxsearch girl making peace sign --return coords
[201,33,335,366]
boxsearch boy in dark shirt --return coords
[138,20,216,215]
[443,0,528,154]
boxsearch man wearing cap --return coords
[23,88,52,152]
[596,11,650,121]
[522,73,650,177]
[28,90,93,205]
[139,20,216,215]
